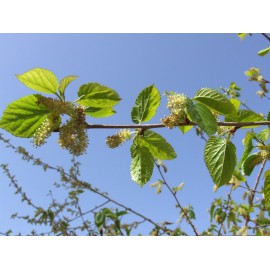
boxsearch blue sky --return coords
[0,33,270,235]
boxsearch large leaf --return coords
[0,95,50,138]
[59,75,78,93]
[241,152,263,176]
[16,68,59,94]
[77,83,121,108]
[84,107,115,118]
[186,99,217,136]
[263,170,270,209]
[130,142,154,186]
[193,88,238,119]
[137,130,176,160]
[131,85,161,124]
[204,136,237,187]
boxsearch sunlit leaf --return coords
[16,68,59,94]
[130,142,154,186]
[59,75,78,93]
[77,82,121,108]
[137,130,176,160]
[258,47,270,57]
[131,85,161,124]
[194,88,238,119]
[0,95,50,138]
[204,136,237,187]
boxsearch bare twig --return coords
[261,33,270,43]
[154,161,200,236]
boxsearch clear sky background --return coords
[1,33,270,236]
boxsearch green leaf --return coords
[204,136,237,187]
[16,68,59,94]
[77,83,121,108]
[130,142,154,186]
[94,211,106,227]
[238,33,248,40]
[137,130,177,160]
[59,75,78,93]
[263,170,270,209]
[84,107,115,118]
[131,85,161,124]
[257,128,270,141]
[186,99,217,136]
[241,152,263,176]
[258,47,270,57]
[0,95,50,138]
[178,125,193,134]
[245,67,261,81]
[193,88,238,119]
[230,98,241,111]
[237,131,255,170]
[226,110,265,127]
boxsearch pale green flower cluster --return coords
[167,93,188,116]
[33,114,60,146]
[106,129,132,148]
[162,93,188,129]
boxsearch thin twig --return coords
[245,159,267,227]
[261,33,270,42]
[154,161,200,236]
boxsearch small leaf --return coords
[258,47,270,57]
[131,85,161,124]
[204,136,237,187]
[230,98,241,111]
[237,131,255,170]
[16,68,59,94]
[84,107,115,118]
[130,142,154,186]
[257,128,270,141]
[59,75,78,93]
[193,88,238,119]
[0,95,50,138]
[95,211,106,227]
[172,182,184,194]
[241,152,263,176]
[77,82,121,108]
[178,125,193,134]
[263,170,270,209]
[137,130,177,160]
[238,33,248,40]
[245,67,261,81]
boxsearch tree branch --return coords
[79,121,270,130]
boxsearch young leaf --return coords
[137,130,177,160]
[186,99,217,136]
[131,85,161,124]
[0,95,50,138]
[238,33,248,40]
[204,136,237,187]
[77,83,121,108]
[178,125,193,134]
[258,47,270,57]
[59,75,78,93]
[193,88,238,119]
[130,142,154,186]
[263,170,270,209]
[236,131,255,170]
[230,98,241,111]
[16,68,59,94]
[84,107,115,118]
[241,152,263,176]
